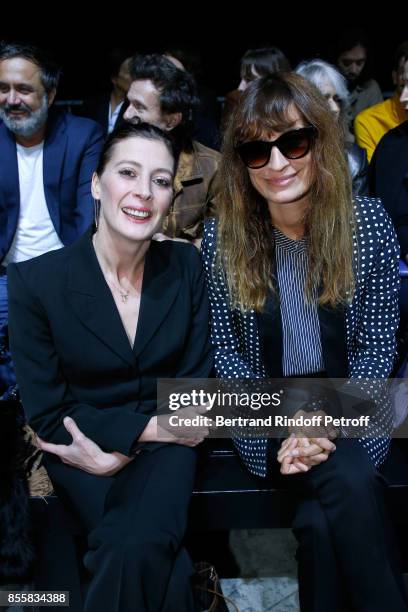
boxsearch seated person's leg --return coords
[45,444,197,612]
[300,438,407,612]
[293,495,350,612]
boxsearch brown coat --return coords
[162,141,220,243]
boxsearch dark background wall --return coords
[1,14,406,100]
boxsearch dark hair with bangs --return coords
[233,73,314,144]
[217,72,354,312]
[96,122,179,177]
[240,47,291,84]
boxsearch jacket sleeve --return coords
[177,159,220,246]
[201,220,261,379]
[7,263,150,455]
[75,121,104,230]
[350,204,400,379]
[174,245,214,378]
[202,221,277,476]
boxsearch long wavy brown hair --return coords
[216,72,355,312]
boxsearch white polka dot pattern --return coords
[200,197,400,477]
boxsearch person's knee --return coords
[293,498,328,546]
[327,441,380,496]
[100,525,177,568]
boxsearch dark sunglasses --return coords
[235,126,317,169]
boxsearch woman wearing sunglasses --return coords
[201,73,407,611]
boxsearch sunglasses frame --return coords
[235,126,318,169]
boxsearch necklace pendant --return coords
[120,292,129,303]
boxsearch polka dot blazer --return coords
[201,197,400,477]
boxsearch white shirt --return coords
[3,142,64,265]
[108,100,124,134]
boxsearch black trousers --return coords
[45,444,197,612]
[268,438,408,612]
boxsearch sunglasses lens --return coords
[237,141,271,169]
[279,130,312,159]
[237,128,316,168]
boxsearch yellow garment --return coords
[354,93,406,161]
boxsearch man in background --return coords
[354,41,408,161]
[124,53,220,245]
[0,41,103,395]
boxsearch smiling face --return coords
[247,106,315,211]
[0,57,55,140]
[124,79,165,127]
[92,135,174,244]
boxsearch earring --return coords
[93,198,100,230]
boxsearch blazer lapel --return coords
[133,241,182,357]
[43,111,67,237]
[66,228,135,367]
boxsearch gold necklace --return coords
[93,234,139,303]
[109,280,131,303]
[116,287,130,303]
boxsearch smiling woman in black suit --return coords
[8,122,213,612]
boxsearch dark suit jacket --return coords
[79,94,128,136]
[369,120,408,257]
[7,227,213,454]
[0,109,104,263]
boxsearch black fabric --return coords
[79,95,128,137]
[0,398,34,582]
[7,227,213,609]
[8,227,213,452]
[257,286,348,379]
[369,120,408,257]
[45,445,198,612]
[267,439,408,612]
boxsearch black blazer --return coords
[79,94,129,136]
[369,120,408,257]
[7,227,213,454]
